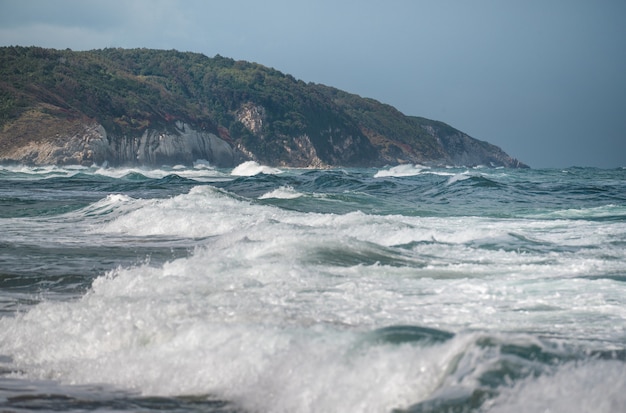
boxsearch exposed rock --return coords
[279,134,326,168]
[236,103,266,136]
[421,124,524,168]
[0,119,239,167]
[105,121,238,167]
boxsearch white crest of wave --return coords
[374,164,427,178]
[93,185,626,270]
[96,186,265,237]
[192,159,214,169]
[78,193,136,219]
[231,161,283,176]
[93,165,228,181]
[259,186,303,199]
[446,172,471,185]
[94,166,164,179]
[0,164,86,179]
[528,204,626,220]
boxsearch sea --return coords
[0,161,625,413]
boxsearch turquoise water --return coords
[1,162,625,412]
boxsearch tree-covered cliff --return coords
[0,46,527,168]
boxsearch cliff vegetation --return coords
[0,46,527,168]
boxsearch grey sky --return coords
[1,0,624,168]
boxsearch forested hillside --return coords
[0,47,526,168]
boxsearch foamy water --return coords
[231,161,283,176]
[1,163,625,412]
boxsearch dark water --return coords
[1,162,625,412]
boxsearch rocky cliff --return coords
[0,115,238,167]
[0,47,527,168]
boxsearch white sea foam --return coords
[95,186,259,237]
[2,173,625,412]
[486,360,626,413]
[0,279,472,412]
[528,204,626,220]
[92,165,229,181]
[192,159,214,169]
[231,160,283,176]
[7,186,626,332]
[93,166,161,179]
[259,186,304,199]
[1,236,623,411]
[374,164,428,178]
[90,185,626,270]
[0,164,85,179]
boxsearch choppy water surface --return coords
[1,161,625,412]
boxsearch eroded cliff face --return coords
[106,121,238,167]
[0,119,240,167]
[235,103,326,167]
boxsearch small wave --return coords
[259,186,303,200]
[374,164,427,178]
[94,165,228,182]
[527,204,626,221]
[0,165,85,180]
[95,167,169,180]
[93,185,272,238]
[231,161,282,176]
[446,172,471,185]
[192,159,214,169]
[74,193,137,220]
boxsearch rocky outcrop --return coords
[105,121,238,167]
[236,103,266,136]
[0,119,240,167]
[287,135,326,168]
[421,124,525,168]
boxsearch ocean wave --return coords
[446,172,472,185]
[374,164,428,178]
[258,185,304,199]
[2,283,623,413]
[94,185,259,238]
[526,204,626,221]
[2,166,626,412]
[0,164,86,180]
[95,165,229,182]
[231,161,283,176]
[0,164,230,184]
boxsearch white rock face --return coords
[1,121,238,167]
[106,121,236,167]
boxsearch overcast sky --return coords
[1,0,625,168]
